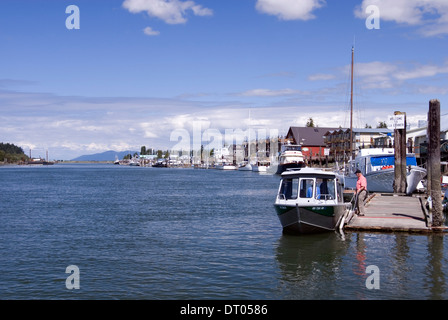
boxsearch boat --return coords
[343,148,427,194]
[152,159,167,167]
[252,161,270,172]
[275,143,305,174]
[238,162,252,171]
[129,157,140,166]
[338,46,426,194]
[274,167,351,234]
[216,163,237,170]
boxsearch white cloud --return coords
[354,0,448,36]
[308,73,336,81]
[122,0,213,24]
[394,64,448,80]
[332,60,448,90]
[143,26,160,36]
[239,88,307,97]
[255,0,325,21]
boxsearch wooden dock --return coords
[344,193,448,233]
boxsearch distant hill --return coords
[0,142,29,163]
[71,150,139,161]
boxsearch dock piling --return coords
[427,99,444,227]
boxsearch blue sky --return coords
[1,0,447,159]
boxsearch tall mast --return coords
[349,45,354,162]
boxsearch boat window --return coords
[316,178,335,200]
[300,179,314,198]
[279,178,299,200]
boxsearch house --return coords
[323,128,393,162]
[285,127,338,162]
[406,115,448,163]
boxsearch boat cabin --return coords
[276,168,344,205]
[349,148,418,174]
[281,144,302,152]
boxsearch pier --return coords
[345,193,447,233]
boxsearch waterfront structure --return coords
[324,128,393,163]
[285,126,337,163]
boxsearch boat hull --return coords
[344,166,427,194]
[216,165,237,170]
[252,165,268,172]
[238,164,253,171]
[274,204,347,234]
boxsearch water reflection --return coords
[275,232,448,299]
[275,233,350,299]
[426,234,446,299]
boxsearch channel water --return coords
[0,164,447,299]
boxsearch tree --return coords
[306,118,315,127]
[365,123,372,128]
[0,142,28,163]
[377,121,388,128]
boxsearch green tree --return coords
[0,142,29,163]
[377,121,388,128]
[306,118,315,127]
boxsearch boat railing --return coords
[317,194,334,201]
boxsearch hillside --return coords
[71,150,139,161]
[0,142,29,163]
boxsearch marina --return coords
[1,163,448,300]
[3,0,448,306]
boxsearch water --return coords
[1,164,447,300]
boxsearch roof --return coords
[286,127,339,146]
[281,167,338,177]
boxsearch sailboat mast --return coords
[349,46,354,161]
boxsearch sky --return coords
[0,0,447,160]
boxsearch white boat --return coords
[129,156,140,166]
[252,161,270,172]
[343,148,427,195]
[274,168,351,234]
[216,163,237,170]
[238,162,253,171]
[275,144,305,174]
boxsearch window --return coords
[300,179,314,198]
[279,178,299,200]
[316,178,335,200]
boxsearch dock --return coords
[344,193,448,233]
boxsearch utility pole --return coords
[427,99,444,227]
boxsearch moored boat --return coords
[238,162,252,171]
[275,144,305,175]
[343,148,427,195]
[216,163,237,170]
[252,161,270,172]
[274,168,351,234]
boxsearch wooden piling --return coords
[428,99,444,227]
[394,111,407,194]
